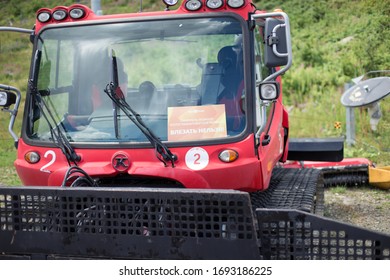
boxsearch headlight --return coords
[259,81,280,101]
[25,151,41,164]
[219,149,239,163]
[0,91,16,107]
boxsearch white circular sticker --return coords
[185,147,209,170]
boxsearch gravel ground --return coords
[324,185,390,235]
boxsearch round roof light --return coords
[163,0,179,6]
[53,9,67,21]
[37,12,51,23]
[227,0,245,8]
[69,8,85,19]
[206,0,224,9]
[185,0,202,11]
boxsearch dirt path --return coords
[324,186,390,234]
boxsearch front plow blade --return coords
[1,186,390,259]
[0,186,259,259]
[256,209,390,260]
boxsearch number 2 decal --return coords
[193,153,201,165]
[185,147,209,170]
[40,150,56,173]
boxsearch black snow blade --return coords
[287,138,344,162]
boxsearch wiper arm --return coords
[111,49,121,139]
[105,51,177,167]
[29,50,80,166]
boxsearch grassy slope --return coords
[259,0,390,164]
[0,0,389,186]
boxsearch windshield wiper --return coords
[28,50,81,166]
[111,50,121,139]
[104,50,177,167]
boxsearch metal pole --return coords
[345,83,356,146]
[91,0,103,15]
[346,107,356,146]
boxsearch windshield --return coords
[27,17,246,144]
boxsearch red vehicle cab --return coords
[4,0,292,191]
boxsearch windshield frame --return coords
[21,12,254,149]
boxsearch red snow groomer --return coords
[0,0,389,260]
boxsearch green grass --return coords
[259,0,390,166]
[287,95,390,166]
[329,186,347,195]
[0,167,20,186]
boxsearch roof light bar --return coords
[36,5,91,26]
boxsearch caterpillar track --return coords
[251,168,324,215]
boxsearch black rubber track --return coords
[250,168,324,215]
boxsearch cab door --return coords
[251,12,292,189]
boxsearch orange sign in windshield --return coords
[167,105,227,141]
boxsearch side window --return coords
[33,39,73,137]
[48,40,71,116]
[254,29,263,83]
[253,26,273,129]
[254,27,271,85]
[39,40,74,90]
[254,28,265,128]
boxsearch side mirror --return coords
[259,81,280,101]
[0,91,17,108]
[264,18,288,67]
